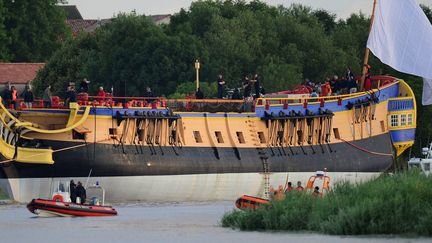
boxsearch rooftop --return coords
[0,63,45,84]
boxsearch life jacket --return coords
[296,186,304,191]
[11,90,17,101]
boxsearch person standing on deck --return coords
[97,87,106,103]
[80,78,90,93]
[252,73,262,98]
[23,86,34,109]
[2,84,11,108]
[70,180,77,203]
[11,86,17,109]
[43,84,52,108]
[195,88,204,99]
[76,181,86,204]
[243,75,252,98]
[144,86,155,103]
[217,74,225,99]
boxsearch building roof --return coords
[67,19,99,36]
[149,14,171,25]
[66,15,170,36]
[60,5,83,20]
[0,63,45,84]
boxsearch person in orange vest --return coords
[320,78,332,96]
[295,181,304,191]
[11,86,17,109]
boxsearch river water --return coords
[0,201,429,243]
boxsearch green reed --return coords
[222,170,432,235]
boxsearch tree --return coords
[0,0,10,61]
[3,0,69,62]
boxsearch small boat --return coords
[408,143,432,176]
[235,169,331,210]
[235,195,270,210]
[27,180,117,217]
[27,199,118,217]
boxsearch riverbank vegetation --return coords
[0,188,8,200]
[222,171,432,235]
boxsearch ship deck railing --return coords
[9,76,399,113]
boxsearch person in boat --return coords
[43,84,52,108]
[70,180,77,203]
[23,86,34,109]
[285,181,293,193]
[346,67,355,81]
[312,186,320,197]
[274,185,286,201]
[295,181,304,191]
[195,88,204,99]
[76,181,86,204]
[217,74,225,99]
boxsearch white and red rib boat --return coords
[27,199,118,217]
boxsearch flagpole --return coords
[360,0,378,90]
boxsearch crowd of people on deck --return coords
[196,64,373,100]
[304,66,372,98]
[1,64,374,110]
[195,73,266,100]
[269,180,322,201]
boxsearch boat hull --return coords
[4,172,380,203]
[27,199,117,217]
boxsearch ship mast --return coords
[360,0,378,90]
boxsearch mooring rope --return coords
[0,139,111,164]
[338,138,393,157]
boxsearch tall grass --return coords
[222,170,432,235]
[0,188,8,200]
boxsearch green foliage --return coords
[0,187,8,200]
[169,81,217,99]
[2,0,69,62]
[222,171,432,235]
[0,0,10,61]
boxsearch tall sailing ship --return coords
[0,75,417,202]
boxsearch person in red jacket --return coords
[364,64,372,91]
[97,86,106,103]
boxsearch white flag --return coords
[423,78,432,105]
[367,0,432,105]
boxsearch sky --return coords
[65,0,432,20]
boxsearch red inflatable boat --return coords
[235,195,270,210]
[27,198,118,217]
